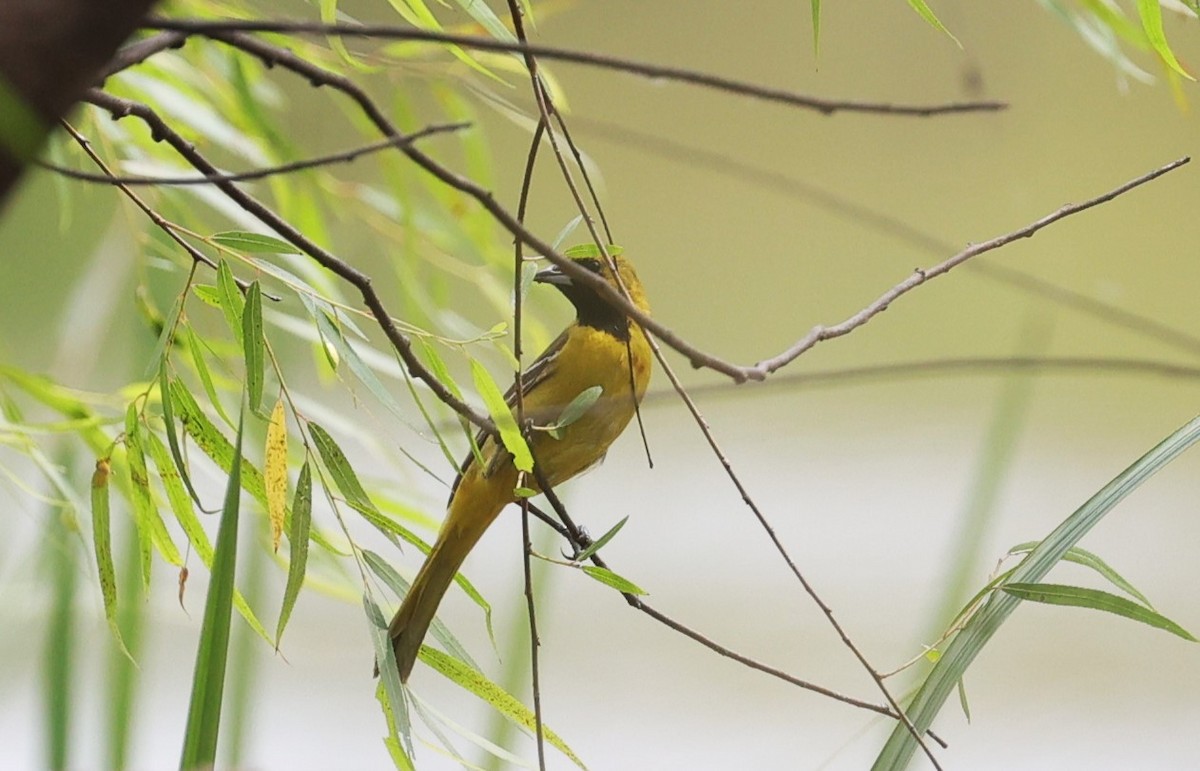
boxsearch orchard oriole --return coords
[384,250,652,681]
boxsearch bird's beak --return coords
[534,263,572,287]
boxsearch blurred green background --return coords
[2,1,1199,768]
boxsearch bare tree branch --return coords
[142,17,1007,118]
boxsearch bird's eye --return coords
[577,258,603,274]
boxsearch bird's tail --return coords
[384,473,509,681]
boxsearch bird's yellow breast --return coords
[525,323,651,489]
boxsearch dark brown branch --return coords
[39,122,470,185]
[142,17,1006,118]
[100,30,187,79]
[81,87,493,432]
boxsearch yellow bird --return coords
[385,250,653,682]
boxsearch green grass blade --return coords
[142,428,272,643]
[874,414,1200,770]
[180,407,246,770]
[221,530,267,768]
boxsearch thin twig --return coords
[82,87,493,433]
[142,17,1006,118]
[752,157,1193,376]
[100,30,188,79]
[39,123,470,185]
[514,113,548,770]
[520,495,948,750]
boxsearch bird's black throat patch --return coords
[556,259,631,341]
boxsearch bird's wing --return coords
[446,327,570,499]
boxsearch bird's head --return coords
[533,247,650,334]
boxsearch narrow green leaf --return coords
[242,282,265,413]
[185,326,233,428]
[170,381,264,500]
[581,565,646,595]
[302,296,410,423]
[364,592,411,761]
[418,339,481,466]
[216,261,245,346]
[574,516,628,562]
[1136,0,1194,79]
[212,231,301,254]
[180,407,245,770]
[125,406,183,582]
[1008,542,1153,608]
[306,421,379,515]
[420,646,587,769]
[1002,583,1196,641]
[275,461,311,648]
[307,421,492,635]
[905,0,962,47]
[159,367,206,509]
[145,288,186,377]
[362,549,479,671]
[451,0,517,42]
[378,683,417,771]
[469,360,532,473]
[513,487,538,498]
[552,386,603,432]
[91,459,131,658]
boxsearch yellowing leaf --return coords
[265,399,288,551]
